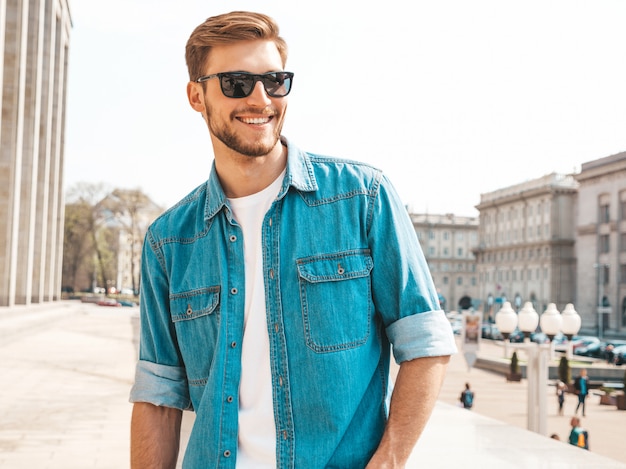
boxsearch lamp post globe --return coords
[539,303,562,340]
[561,303,582,340]
[518,301,539,338]
[495,301,518,339]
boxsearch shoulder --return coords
[147,181,209,242]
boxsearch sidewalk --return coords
[0,301,624,468]
[438,337,626,465]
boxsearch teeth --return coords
[241,117,270,124]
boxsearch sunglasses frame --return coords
[195,71,294,98]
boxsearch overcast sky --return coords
[64,0,626,216]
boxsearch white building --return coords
[575,151,626,336]
[474,173,578,322]
[411,213,479,312]
[0,0,72,306]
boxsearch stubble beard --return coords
[206,103,284,158]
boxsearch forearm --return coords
[367,355,450,468]
[131,402,183,469]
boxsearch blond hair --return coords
[185,11,288,81]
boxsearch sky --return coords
[64,0,626,217]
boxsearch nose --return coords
[246,80,272,106]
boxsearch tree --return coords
[63,182,114,292]
[62,183,162,295]
[103,188,153,294]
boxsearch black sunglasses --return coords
[195,71,294,98]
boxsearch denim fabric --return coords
[129,138,457,468]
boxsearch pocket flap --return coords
[170,286,220,322]
[297,251,373,283]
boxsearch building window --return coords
[621,233,626,251]
[600,204,610,224]
[457,248,463,257]
[443,276,449,285]
[620,265,626,284]
[429,247,435,256]
[621,200,626,220]
[457,277,463,286]
[600,234,610,253]
[601,265,610,285]
[429,230,435,240]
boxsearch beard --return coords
[205,101,285,157]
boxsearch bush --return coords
[558,356,571,384]
[511,351,520,374]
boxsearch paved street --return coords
[439,338,626,464]
[1,301,625,468]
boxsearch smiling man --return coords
[129,11,456,469]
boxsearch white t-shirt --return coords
[227,171,285,468]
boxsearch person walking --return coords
[574,369,589,417]
[556,380,566,416]
[460,382,475,409]
[568,417,589,450]
[129,11,457,469]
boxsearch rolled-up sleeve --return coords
[130,360,192,410]
[386,310,457,363]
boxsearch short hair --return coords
[185,11,288,81]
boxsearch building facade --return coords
[474,173,578,322]
[0,0,72,306]
[411,213,479,312]
[575,151,626,337]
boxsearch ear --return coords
[187,81,206,113]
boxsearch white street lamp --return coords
[495,301,517,339]
[517,302,539,338]
[495,302,517,358]
[494,301,581,435]
[561,303,582,360]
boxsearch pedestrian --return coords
[556,380,566,415]
[574,368,589,417]
[568,417,589,450]
[128,11,457,468]
[606,344,615,365]
[460,382,475,409]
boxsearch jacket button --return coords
[224,450,231,457]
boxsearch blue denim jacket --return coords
[130,138,457,468]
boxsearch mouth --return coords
[238,116,272,125]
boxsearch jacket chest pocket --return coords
[170,286,221,379]
[297,251,373,353]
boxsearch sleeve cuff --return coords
[129,360,193,410]
[386,310,458,363]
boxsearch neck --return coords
[214,140,287,198]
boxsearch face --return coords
[187,40,288,158]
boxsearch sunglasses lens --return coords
[263,73,292,97]
[219,72,293,98]
[220,74,254,98]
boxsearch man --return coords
[568,417,589,450]
[574,368,589,417]
[460,382,474,409]
[129,11,456,468]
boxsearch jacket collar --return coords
[204,136,318,222]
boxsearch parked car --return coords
[508,328,525,343]
[97,298,121,307]
[530,332,550,344]
[572,336,601,356]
